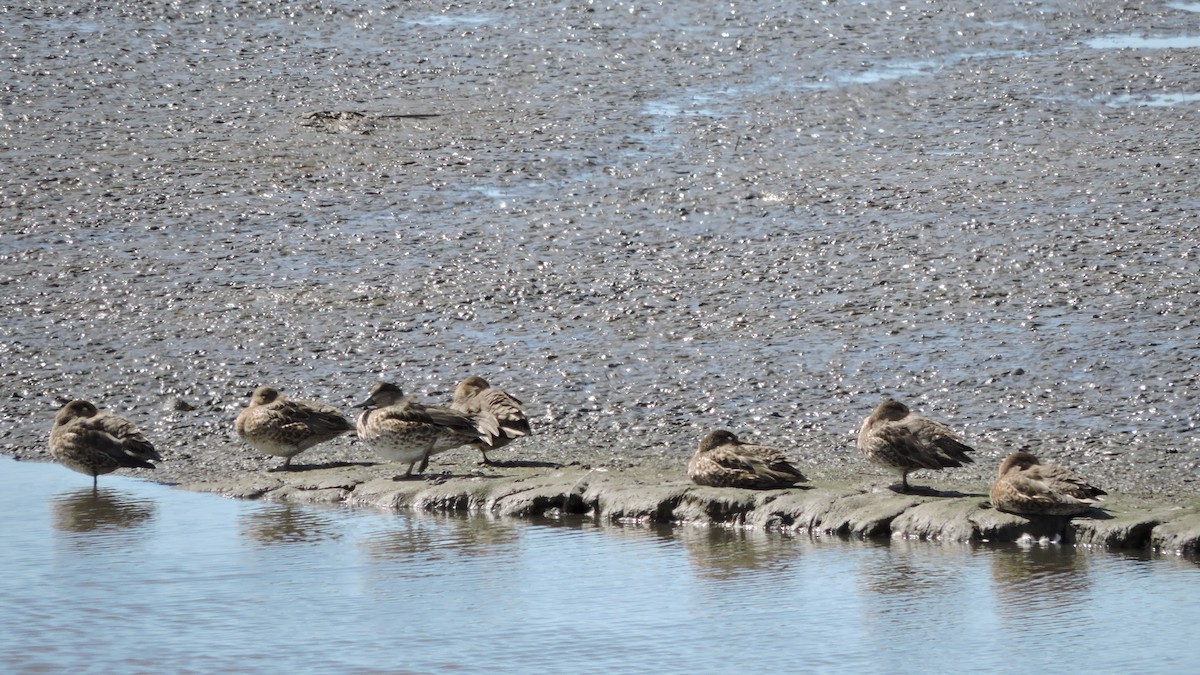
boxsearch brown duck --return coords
[688,429,807,489]
[857,399,974,492]
[235,386,355,470]
[450,376,531,464]
[991,450,1106,516]
[49,400,162,489]
[356,382,498,479]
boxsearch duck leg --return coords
[416,438,438,474]
[393,461,419,481]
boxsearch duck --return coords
[235,386,355,470]
[991,450,1106,516]
[49,399,162,489]
[857,399,974,492]
[450,376,531,464]
[688,429,807,489]
[355,382,498,479]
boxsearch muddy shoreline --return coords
[9,435,1200,555]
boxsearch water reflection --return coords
[857,538,974,597]
[4,458,1200,673]
[674,524,804,580]
[990,543,1090,620]
[239,503,343,547]
[360,513,520,565]
[853,538,994,669]
[50,488,156,535]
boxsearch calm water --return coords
[1,457,1197,673]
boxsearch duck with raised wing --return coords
[857,399,974,492]
[235,386,355,470]
[688,429,807,489]
[450,376,531,464]
[49,400,162,489]
[991,450,1106,516]
[356,382,498,479]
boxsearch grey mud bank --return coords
[174,457,1200,556]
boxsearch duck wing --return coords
[375,400,493,445]
[897,416,975,467]
[278,399,355,435]
[79,413,162,468]
[698,444,805,487]
[992,472,1094,515]
[862,423,953,471]
[453,387,528,441]
[1024,463,1106,501]
[478,389,530,439]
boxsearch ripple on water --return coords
[50,487,157,538]
[4,459,1200,672]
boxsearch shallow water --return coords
[2,0,1199,498]
[2,457,1198,673]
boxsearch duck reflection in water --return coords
[240,504,343,547]
[361,514,520,564]
[675,524,803,581]
[989,543,1091,617]
[856,539,971,599]
[51,487,156,534]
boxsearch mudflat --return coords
[2,2,1198,516]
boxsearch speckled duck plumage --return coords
[991,450,1106,516]
[49,400,162,488]
[235,386,354,470]
[356,382,498,478]
[688,429,806,490]
[857,399,974,492]
[450,376,531,464]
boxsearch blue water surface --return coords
[0,457,1196,674]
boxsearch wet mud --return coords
[2,1,1199,506]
